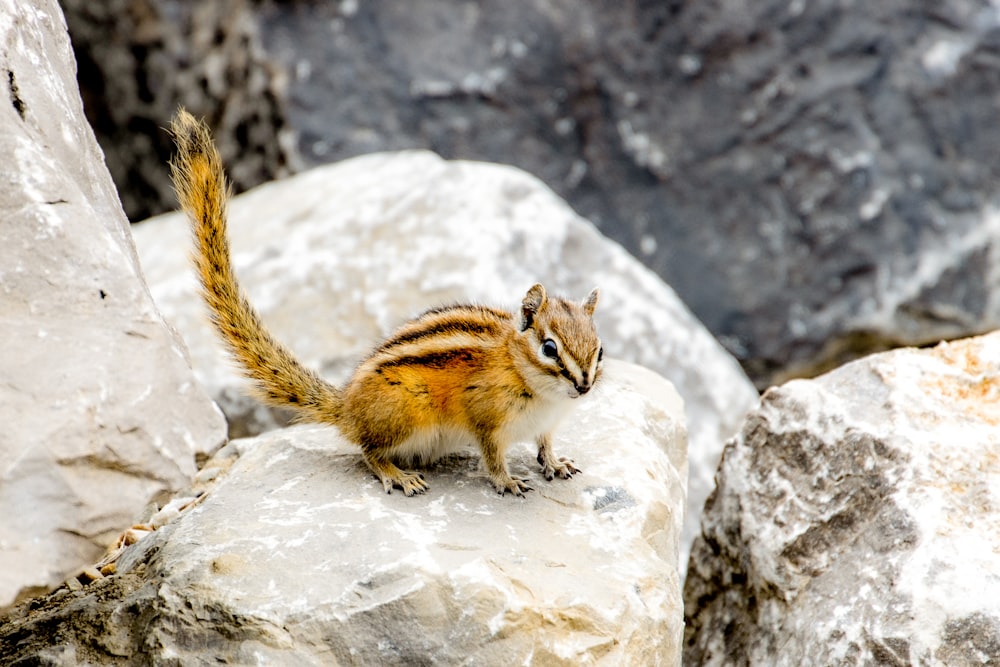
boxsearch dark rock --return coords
[60,0,1000,385]
[59,0,294,222]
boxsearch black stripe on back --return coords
[378,320,499,352]
[376,306,508,352]
[376,347,482,371]
[419,303,511,320]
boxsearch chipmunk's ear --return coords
[521,283,547,331]
[582,287,600,317]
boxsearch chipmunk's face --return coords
[520,284,603,400]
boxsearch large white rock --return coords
[683,332,1000,665]
[1,361,687,665]
[0,0,226,608]
[133,149,758,567]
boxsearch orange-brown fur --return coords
[169,109,603,496]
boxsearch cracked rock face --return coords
[1,361,687,666]
[0,0,226,609]
[683,332,1000,665]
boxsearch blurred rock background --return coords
[58,0,1000,389]
[5,3,998,662]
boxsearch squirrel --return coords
[167,109,603,496]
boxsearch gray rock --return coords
[58,0,293,222]
[62,0,1000,387]
[684,331,1000,665]
[1,361,687,666]
[132,150,758,571]
[0,0,226,609]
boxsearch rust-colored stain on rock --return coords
[925,337,1000,426]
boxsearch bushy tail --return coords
[168,109,342,424]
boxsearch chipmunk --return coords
[168,109,603,496]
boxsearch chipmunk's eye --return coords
[541,339,559,359]
[597,346,604,362]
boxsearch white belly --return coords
[500,396,576,446]
[392,425,475,465]
[390,396,577,465]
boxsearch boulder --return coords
[0,360,687,666]
[132,149,758,571]
[62,0,1000,386]
[57,0,291,222]
[0,0,226,609]
[683,331,1000,665]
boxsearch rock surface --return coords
[58,0,293,222]
[1,361,687,666]
[132,149,758,571]
[683,331,1000,665]
[62,0,1000,386]
[0,0,226,609]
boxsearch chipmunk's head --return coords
[519,283,603,400]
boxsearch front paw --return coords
[541,457,580,481]
[378,470,429,496]
[492,476,532,497]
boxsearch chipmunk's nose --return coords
[575,381,591,395]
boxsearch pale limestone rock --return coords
[132,149,758,568]
[2,361,686,665]
[0,0,226,608]
[684,332,1000,665]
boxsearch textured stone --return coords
[132,150,758,570]
[0,361,686,666]
[58,0,293,221]
[0,0,226,609]
[63,0,1000,386]
[683,332,1000,665]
